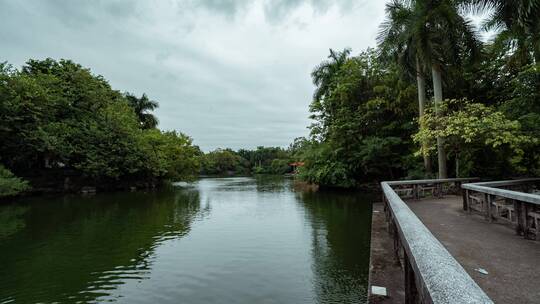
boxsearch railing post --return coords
[383,197,392,235]
[462,188,468,211]
[486,194,493,222]
[404,252,419,304]
[514,200,524,236]
[413,184,419,200]
[392,221,401,266]
[437,182,443,198]
[523,203,531,240]
[483,193,490,221]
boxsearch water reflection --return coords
[0,177,372,304]
[0,205,28,240]
[0,187,202,303]
[298,190,373,304]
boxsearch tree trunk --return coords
[526,32,540,65]
[455,151,459,178]
[416,57,431,175]
[431,63,447,179]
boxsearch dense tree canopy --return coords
[298,49,417,187]
[414,99,534,177]
[297,0,540,187]
[0,59,200,196]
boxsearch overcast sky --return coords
[2,1,401,151]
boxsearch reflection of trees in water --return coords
[0,187,203,303]
[205,175,292,193]
[254,175,292,192]
[298,191,373,304]
[0,205,29,240]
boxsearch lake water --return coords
[0,177,373,304]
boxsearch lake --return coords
[0,176,373,304]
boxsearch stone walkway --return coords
[369,195,540,303]
[407,196,540,304]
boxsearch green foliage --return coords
[414,99,534,176]
[378,0,480,79]
[415,99,530,153]
[297,141,356,188]
[0,165,30,197]
[140,130,201,181]
[270,159,290,175]
[0,58,200,192]
[200,149,249,176]
[463,0,540,64]
[499,64,540,175]
[125,93,159,129]
[501,64,540,130]
[201,146,292,176]
[299,49,416,188]
[297,2,540,186]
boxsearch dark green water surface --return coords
[0,177,372,304]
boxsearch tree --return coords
[140,130,201,181]
[125,93,159,129]
[0,58,200,193]
[302,49,417,187]
[414,99,533,177]
[0,165,30,198]
[464,0,540,64]
[200,149,249,176]
[378,0,481,178]
[310,48,352,140]
[378,0,432,174]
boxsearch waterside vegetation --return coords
[294,0,540,188]
[200,146,296,176]
[0,59,305,198]
[2,0,539,195]
[0,59,200,197]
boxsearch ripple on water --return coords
[0,177,373,304]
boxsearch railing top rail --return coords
[463,178,540,188]
[385,177,479,186]
[381,181,492,303]
[462,182,540,206]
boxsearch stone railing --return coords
[388,177,479,200]
[462,178,540,239]
[381,178,492,304]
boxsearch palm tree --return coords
[310,48,352,139]
[378,0,480,178]
[125,93,159,129]
[312,48,352,103]
[463,0,540,64]
[378,0,432,174]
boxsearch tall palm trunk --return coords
[431,63,447,179]
[534,40,540,65]
[416,57,431,174]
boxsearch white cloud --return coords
[0,0,387,151]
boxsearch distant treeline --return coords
[200,146,299,176]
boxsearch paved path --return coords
[408,196,540,304]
